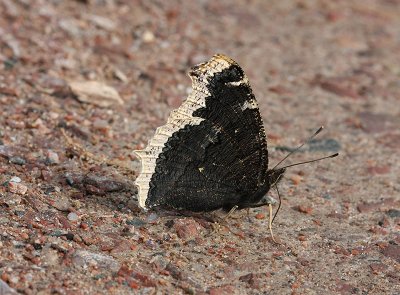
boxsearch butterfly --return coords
[134,54,337,213]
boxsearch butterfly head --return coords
[266,167,286,188]
[237,167,285,210]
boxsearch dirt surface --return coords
[1,0,399,294]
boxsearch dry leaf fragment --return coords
[69,81,123,107]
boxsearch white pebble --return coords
[10,176,21,183]
[67,212,79,221]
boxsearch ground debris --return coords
[69,81,123,107]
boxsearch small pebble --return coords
[142,30,155,42]
[145,239,156,248]
[42,248,60,266]
[386,209,400,218]
[291,174,302,185]
[52,196,72,211]
[45,150,60,165]
[173,218,202,239]
[298,234,307,241]
[72,250,120,272]
[297,205,313,214]
[255,213,265,220]
[10,176,21,183]
[8,182,28,195]
[67,212,79,221]
[126,219,146,227]
[92,119,109,131]
[146,213,158,223]
[9,156,26,165]
[322,193,332,199]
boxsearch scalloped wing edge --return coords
[134,54,246,209]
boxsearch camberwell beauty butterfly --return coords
[134,54,337,213]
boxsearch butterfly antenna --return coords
[272,126,324,170]
[280,153,338,169]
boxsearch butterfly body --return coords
[135,54,285,212]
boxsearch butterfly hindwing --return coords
[135,54,269,211]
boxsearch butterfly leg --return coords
[268,203,278,243]
[246,208,252,223]
[209,205,239,234]
[223,205,239,221]
[242,198,279,243]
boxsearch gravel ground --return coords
[0,0,399,294]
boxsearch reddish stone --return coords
[297,258,310,266]
[255,213,265,220]
[20,232,29,240]
[133,272,157,287]
[358,112,398,134]
[239,273,260,289]
[222,266,236,279]
[298,234,307,241]
[366,165,390,175]
[357,202,377,213]
[382,198,397,207]
[272,251,285,258]
[173,218,202,239]
[369,226,388,235]
[223,245,236,253]
[358,198,397,213]
[115,276,125,284]
[110,240,132,254]
[209,285,235,295]
[333,246,350,256]
[378,216,390,228]
[6,118,26,129]
[80,222,89,230]
[291,281,301,289]
[369,263,387,274]
[234,231,246,239]
[325,11,344,22]
[378,133,400,149]
[165,263,187,281]
[100,243,115,252]
[267,133,281,141]
[117,265,134,278]
[291,174,302,185]
[336,282,357,294]
[58,215,71,229]
[268,85,292,95]
[8,182,28,195]
[31,257,41,265]
[386,271,400,284]
[319,80,360,99]
[0,86,18,96]
[312,219,322,226]
[297,205,313,214]
[376,241,388,249]
[41,169,53,181]
[85,184,105,195]
[381,244,400,262]
[126,278,139,289]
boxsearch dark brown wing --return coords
[135,54,268,211]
